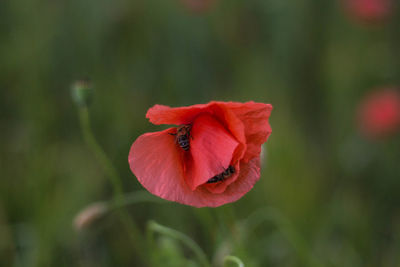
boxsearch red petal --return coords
[226,102,273,162]
[129,128,190,200]
[185,114,239,190]
[206,103,247,164]
[146,104,207,125]
[222,157,261,196]
[189,157,261,207]
[146,102,247,161]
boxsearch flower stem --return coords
[77,106,148,264]
[78,106,123,196]
[110,190,166,209]
[147,220,211,267]
[224,255,244,267]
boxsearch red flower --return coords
[357,88,400,139]
[180,0,216,14]
[129,101,273,207]
[343,0,392,23]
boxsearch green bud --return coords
[71,79,92,106]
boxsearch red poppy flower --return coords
[357,88,400,139]
[129,101,273,207]
[343,0,392,23]
[179,0,217,14]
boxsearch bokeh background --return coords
[1,0,400,266]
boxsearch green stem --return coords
[110,190,166,210]
[77,106,148,265]
[78,106,123,196]
[147,220,211,267]
[224,255,244,267]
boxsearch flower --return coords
[357,88,400,139]
[342,0,392,23]
[180,0,217,14]
[129,101,273,207]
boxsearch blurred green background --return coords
[1,0,400,266]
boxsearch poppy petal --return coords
[146,104,207,125]
[187,157,260,207]
[185,114,239,190]
[206,103,247,164]
[227,102,273,162]
[129,128,190,200]
[146,102,247,161]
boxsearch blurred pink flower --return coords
[343,0,392,23]
[180,0,216,13]
[357,88,400,139]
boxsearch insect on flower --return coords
[169,125,192,151]
[207,165,235,184]
[129,101,273,207]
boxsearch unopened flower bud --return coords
[73,202,108,231]
[71,79,92,106]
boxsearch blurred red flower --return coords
[180,0,216,13]
[357,88,400,139]
[343,0,392,23]
[129,101,273,207]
